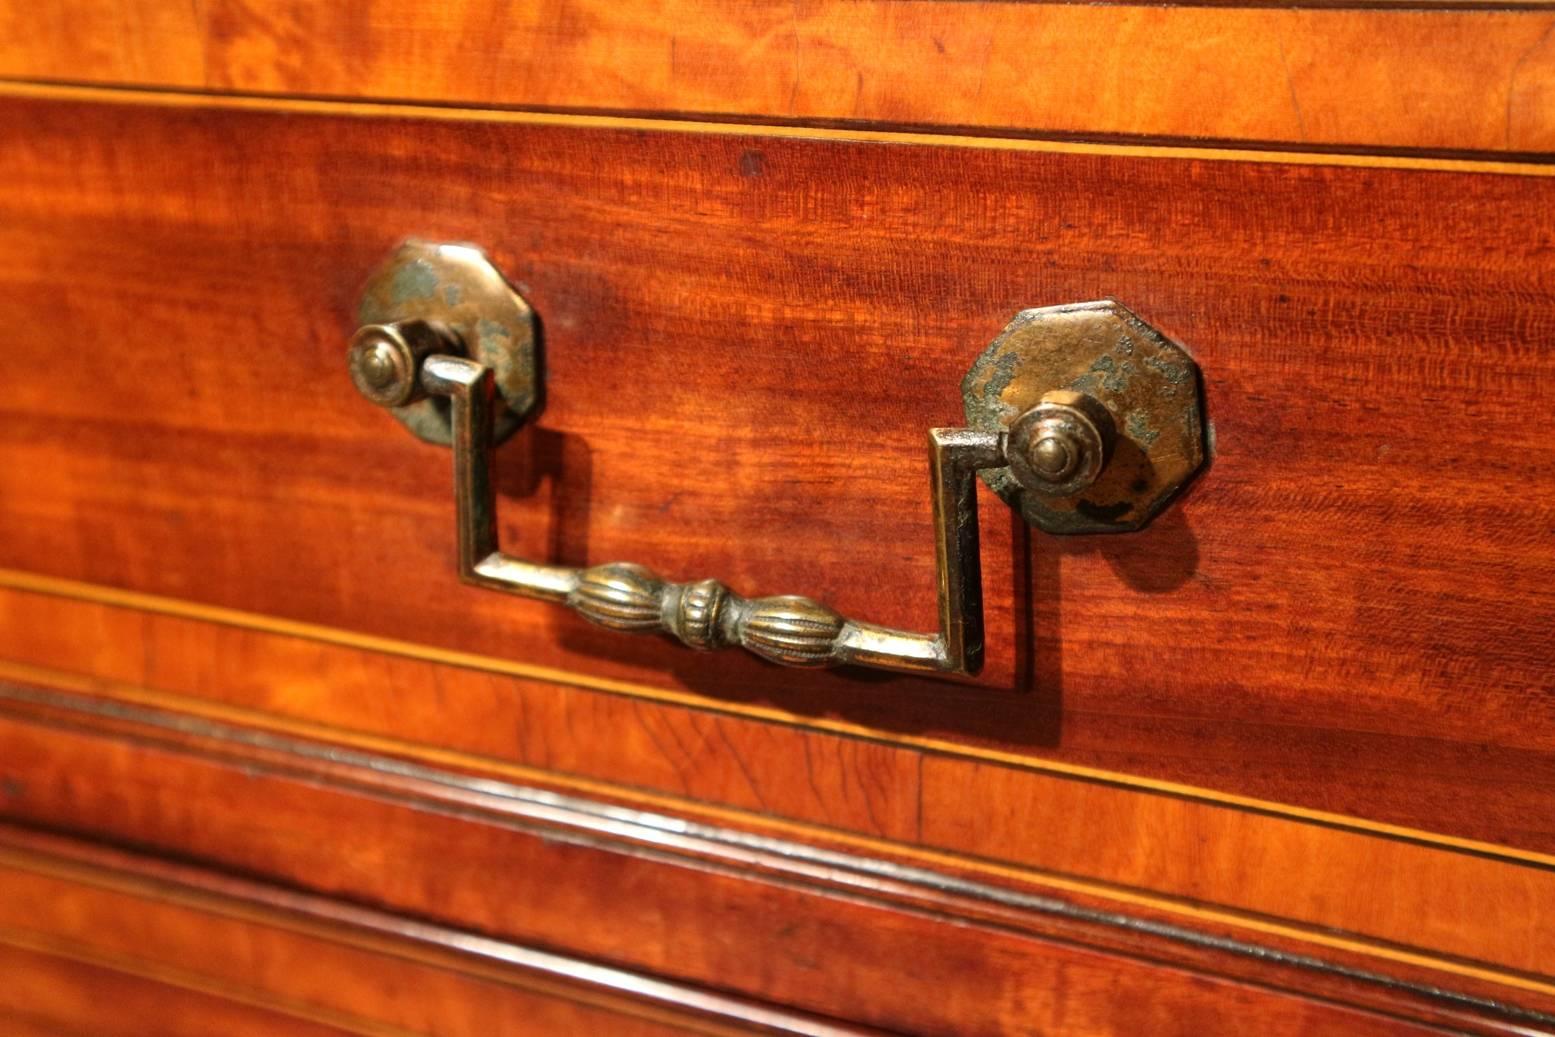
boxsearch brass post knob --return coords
[1006,390,1115,498]
[347,320,459,408]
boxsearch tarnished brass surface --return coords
[962,300,1205,535]
[350,248,1204,673]
[355,241,538,445]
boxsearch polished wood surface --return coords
[0,828,876,1037]
[1,90,1553,861]
[4,2,1555,154]
[0,946,359,1037]
[6,586,1555,989]
[1,697,1547,1036]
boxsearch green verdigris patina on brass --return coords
[355,240,539,446]
[962,300,1205,535]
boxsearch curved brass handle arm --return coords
[419,353,1005,675]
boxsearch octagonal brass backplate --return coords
[357,240,539,446]
[962,300,1205,535]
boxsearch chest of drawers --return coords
[2,4,1554,1034]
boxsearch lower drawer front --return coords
[0,709,1528,1037]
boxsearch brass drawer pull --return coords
[349,242,1206,677]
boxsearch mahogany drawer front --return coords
[3,89,1554,841]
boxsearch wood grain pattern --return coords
[0,700,1547,1036]
[0,588,924,840]
[0,837,867,1037]
[0,944,363,1037]
[10,589,1555,989]
[3,2,1555,154]
[1,93,1553,857]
